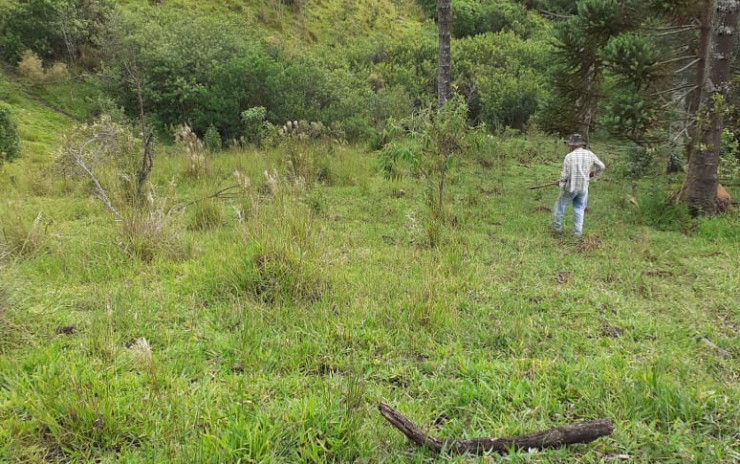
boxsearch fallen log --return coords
[378,402,614,456]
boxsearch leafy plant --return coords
[411,94,470,219]
[0,104,20,164]
[203,125,222,152]
[241,106,267,147]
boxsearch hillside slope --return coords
[117,0,427,48]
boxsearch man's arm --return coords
[591,154,605,180]
[559,155,570,189]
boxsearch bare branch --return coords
[649,26,699,37]
[538,9,571,19]
[72,144,122,220]
[652,84,697,97]
[169,185,243,213]
[674,58,701,74]
[653,56,700,67]
[378,402,614,456]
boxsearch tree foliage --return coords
[0,0,112,65]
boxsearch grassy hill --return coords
[1,1,739,462]
[117,0,426,48]
[2,67,740,462]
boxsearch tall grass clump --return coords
[634,187,693,232]
[226,172,328,304]
[186,200,224,231]
[120,192,184,263]
[0,211,46,260]
[175,124,209,180]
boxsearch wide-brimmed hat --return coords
[566,133,586,147]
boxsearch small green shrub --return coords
[230,243,325,304]
[0,104,20,164]
[620,146,657,179]
[203,125,222,152]
[45,62,71,83]
[241,106,267,147]
[378,142,417,180]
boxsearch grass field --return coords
[1,73,739,463]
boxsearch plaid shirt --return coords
[559,148,605,192]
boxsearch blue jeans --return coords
[553,189,588,237]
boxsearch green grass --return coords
[0,71,79,163]
[1,103,739,463]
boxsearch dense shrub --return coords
[455,32,548,129]
[414,0,537,38]
[95,5,552,141]
[451,0,532,38]
[102,13,378,142]
[0,104,20,164]
[242,107,267,147]
[0,0,112,64]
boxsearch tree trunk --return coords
[684,0,713,165]
[437,0,451,108]
[576,63,597,144]
[685,0,740,216]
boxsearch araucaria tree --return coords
[685,0,740,215]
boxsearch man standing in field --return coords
[553,133,605,238]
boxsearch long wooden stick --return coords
[527,180,559,190]
[378,402,614,456]
[528,172,596,190]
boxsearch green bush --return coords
[0,104,20,164]
[203,125,222,152]
[0,0,112,64]
[452,0,531,38]
[455,32,548,129]
[102,13,377,142]
[241,107,267,147]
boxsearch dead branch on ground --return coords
[378,402,614,456]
